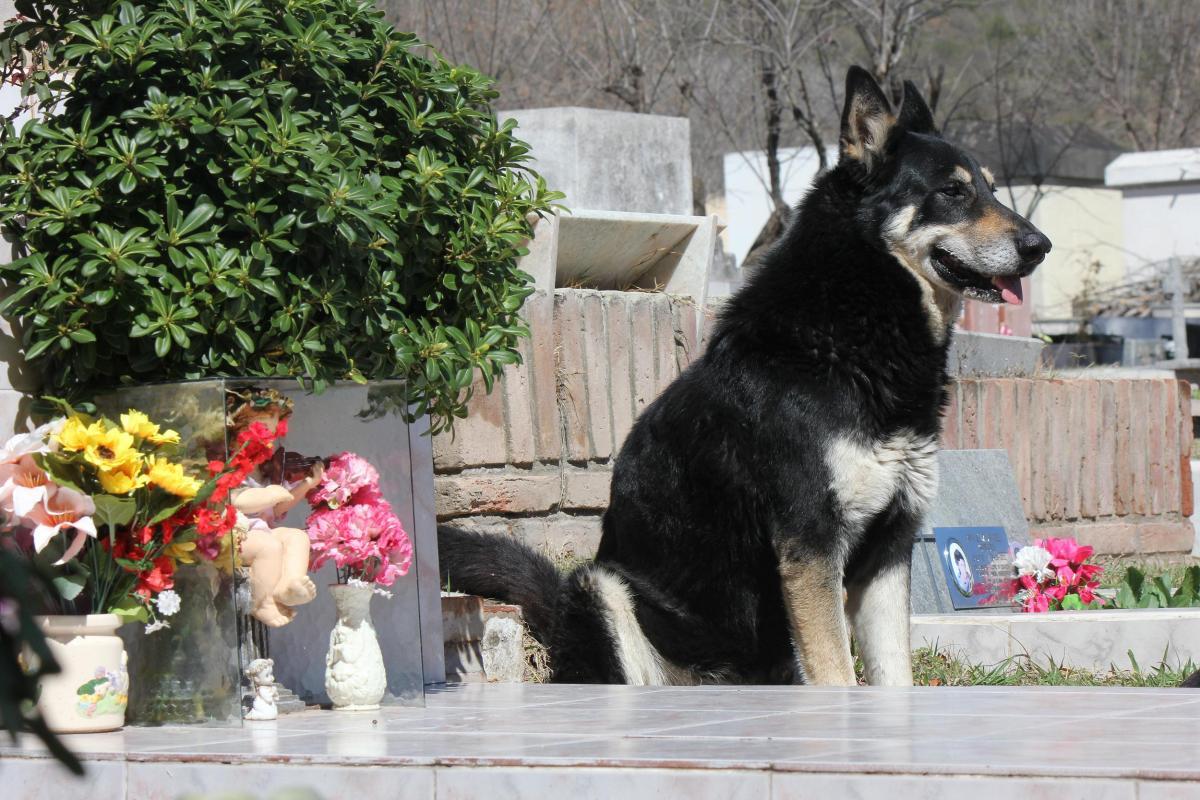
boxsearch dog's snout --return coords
[1016,230,1051,267]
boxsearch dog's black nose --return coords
[1016,230,1051,267]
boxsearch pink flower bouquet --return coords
[306,452,412,587]
[1001,537,1104,612]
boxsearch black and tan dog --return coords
[439,67,1050,686]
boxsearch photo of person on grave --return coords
[947,541,974,597]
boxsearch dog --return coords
[438,66,1051,686]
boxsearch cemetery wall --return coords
[435,307,1196,558]
[943,377,1195,555]
[432,288,707,559]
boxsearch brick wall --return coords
[435,297,1197,557]
[432,288,703,557]
[943,378,1194,554]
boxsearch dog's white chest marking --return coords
[826,430,939,531]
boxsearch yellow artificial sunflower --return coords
[55,416,91,451]
[83,422,138,472]
[97,458,147,495]
[120,410,181,445]
[144,456,201,499]
[147,428,181,445]
[162,540,198,565]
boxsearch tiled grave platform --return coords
[4,682,1200,798]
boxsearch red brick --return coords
[562,467,613,511]
[1062,381,1082,521]
[654,295,677,396]
[1128,380,1151,515]
[555,291,591,462]
[631,295,658,416]
[435,471,560,517]
[433,370,507,470]
[580,292,614,460]
[1114,380,1133,516]
[1026,380,1047,521]
[1164,379,1181,513]
[501,320,536,466]
[1079,380,1101,519]
[1013,379,1033,508]
[1047,381,1068,521]
[1148,380,1166,515]
[1137,521,1196,554]
[525,291,560,462]
[606,294,636,453]
[1097,381,1117,518]
[1179,380,1195,518]
[1072,522,1138,555]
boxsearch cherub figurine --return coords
[227,388,321,628]
[244,658,279,721]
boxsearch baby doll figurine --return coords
[227,388,320,628]
[244,658,279,721]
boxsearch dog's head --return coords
[838,66,1050,306]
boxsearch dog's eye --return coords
[939,183,967,198]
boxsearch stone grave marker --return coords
[911,449,1030,614]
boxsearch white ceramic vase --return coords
[324,584,386,711]
[35,614,128,733]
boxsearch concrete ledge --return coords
[946,330,1044,377]
[911,608,1200,672]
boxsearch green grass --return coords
[904,645,1196,687]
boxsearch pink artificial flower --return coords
[25,487,98,563]
[0,454,59,518]
[308,452,380,509]
[306,498,412,586]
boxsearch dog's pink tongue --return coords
[993,276,1023,305]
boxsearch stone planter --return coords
[910,607,1200,672]
[35,614,128,734]
[325,583,387,711]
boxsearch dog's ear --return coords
[898,80,937,135]
[839,66,896,167]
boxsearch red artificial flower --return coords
[136,556,175,597]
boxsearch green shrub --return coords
[0,0,560,430]
[1114,565,1200,609]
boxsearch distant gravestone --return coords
[498,107,693,216]
[911,449,1030,614]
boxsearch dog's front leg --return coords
[846,559,913,686]
[778,558,857,686]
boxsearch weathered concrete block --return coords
[499,107,692,216]
[435,471,561,518]
[946,330,1044,377]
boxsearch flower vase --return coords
[324,584,386,710]
[35,614,129,733]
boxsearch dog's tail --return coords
[436,525,563,642]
